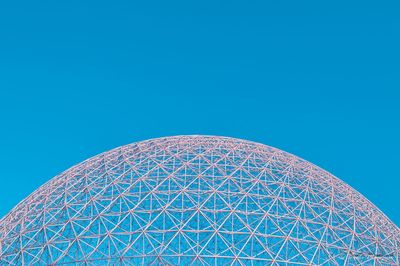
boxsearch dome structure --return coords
[0,135,399,265]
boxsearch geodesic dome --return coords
[0,136,399,265]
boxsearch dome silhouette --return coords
[0,136,399,265]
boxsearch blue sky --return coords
[0,1,399,225]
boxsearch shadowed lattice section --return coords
[0,136,399,265]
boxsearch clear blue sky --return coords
[0,1,399,225]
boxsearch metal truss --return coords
[0,136,399,265]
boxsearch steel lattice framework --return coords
[0,136,399,265]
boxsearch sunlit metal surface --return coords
[0,136,399,265]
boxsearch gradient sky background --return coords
[0,1,399,226]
